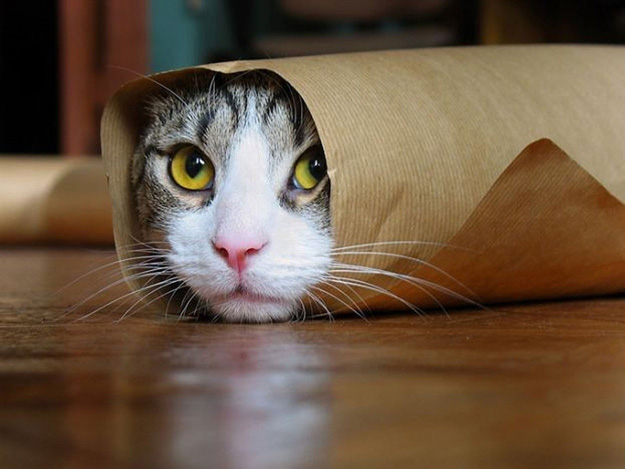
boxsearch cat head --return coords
[132,71,332,322]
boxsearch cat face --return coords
[132,72,332,322]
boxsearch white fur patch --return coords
[166,118,332,322]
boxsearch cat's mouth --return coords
[207,285,295,322]
[214,286,290,306]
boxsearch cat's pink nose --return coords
[213,237,266,274]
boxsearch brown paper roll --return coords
[0,157,113,245]
[101,45,625,313]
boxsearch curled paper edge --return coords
[351,139,625,313]
[100,47,625,315]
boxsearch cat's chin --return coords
[208,292,295,323]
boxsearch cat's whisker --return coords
[210,310,222,324]
[322,275,371,314]
[331,262,446,312]
[177,288,200,321]
[220,69,260,87]
[208,74,218,104]
[331,261,483,310]
[304,291,333,321]
[109,65,189,107]
[317,278,371,319]
[295,299,308,323]
[193,300,208,320]
[120,238,170,247]
[332,240,477,253]
[121,241,171,260]
[61,264,170,321]
[106,277,174,320]
[164,281,187,318]
[302,296,314,321]
[116,279,182,322]
[50,256,120,299]
[172,288,190,320]
[126,234,171,249]
[110,263,169,284]
[307,296,321,321]
[73,275,173,322]
[51,250,166,299]
[327,274,427,317]
[182,288,204,321]
[117,248,169,258]
[171,287,193,321]
[200,298,212,321]
[337,251,454,315]
[332,250,476,299]
[310,285,366,320]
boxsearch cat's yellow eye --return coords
[292,146,327,190]
[169,145,214,191]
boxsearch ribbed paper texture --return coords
[101,46,625,313]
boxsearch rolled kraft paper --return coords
[101,45,625,313]
[0,157,114,245]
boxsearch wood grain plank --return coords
[1,248,624,467]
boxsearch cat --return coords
[132,71,333,323]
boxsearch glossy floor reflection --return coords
[1,248,625,467]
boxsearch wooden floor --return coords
[2,248,625,468]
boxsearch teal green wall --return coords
[149,0,234,72]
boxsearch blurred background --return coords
[1,0,624,157]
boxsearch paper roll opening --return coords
[102,46,625,316]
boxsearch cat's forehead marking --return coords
[135,71,324,215]
[204,79,305,170]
